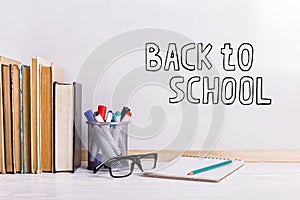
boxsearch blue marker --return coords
[84,110,96,122]
[94,153,102,167]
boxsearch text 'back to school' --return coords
[145,42,272,106]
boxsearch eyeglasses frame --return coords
[93,153,158,178]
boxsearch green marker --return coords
[114,111,121,122]
[187,160,232,175]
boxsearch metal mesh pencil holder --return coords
[86,121,129,170]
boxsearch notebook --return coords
[143,155,244,182]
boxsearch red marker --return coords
[98,105,107,121]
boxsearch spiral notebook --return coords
[143,155,244,182]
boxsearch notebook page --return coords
[147,156,244,182]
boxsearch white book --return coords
[53,82,74,172]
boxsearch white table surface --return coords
[0,162,299,200]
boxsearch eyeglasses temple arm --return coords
[94,162,105,174]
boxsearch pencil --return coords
[187,160,232,175]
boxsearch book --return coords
[21,65,31,173]
[11,64,22,173]
[2,64,13,173]
[53,82,74,172]
[0,56,21,174]
[73,82,82,171]
[53,82,82,172]
[30,57,52,173]
[143,155,244,182]
[2,63,22,173]
[40,64,64,172]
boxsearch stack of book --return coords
[0,56,82,174]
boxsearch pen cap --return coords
[94,112,104,122]
[121,112,132,122]
[84,110,96,122]
[106,110,114,122]
[98,105,107,121]
[93,111,99,117]
[114,111,121,122]
[120,106,130,121]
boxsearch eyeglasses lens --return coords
[140,154,156,171]
[110,159,133,177]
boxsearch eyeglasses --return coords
[93,153,158,178]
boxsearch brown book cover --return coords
[11,64,22,173]
[0,56,20,174]
[2,64,14,173]
[21,65,31,173]
[30,57,51,173]
[40,65,64,172]
[30,57,38,173]
[40,66,52,172]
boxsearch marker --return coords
[94,125,121,155]
[84,110,96,122]
[187,160,232,175]
[94,111,99,117]
[94,112,104,122]
[94,153,102,167]
[121,111,132,122]
[111,114,116,122]
[98,105,107,121]
[114,111,121,122]
[106,110,114,122]
[120,106,130,121]
[92,125,119,160]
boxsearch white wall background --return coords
[0,0,299,150]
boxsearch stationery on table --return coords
[84,105,132,170]
[114,111,121,122]
[143,155,244,182]
[98,105,107,121]
[187,160,232,175]
[120,106,130,121]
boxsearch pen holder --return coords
[86,121,129,170]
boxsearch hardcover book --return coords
[53,82,82,172]
[40,64,64,172]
